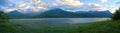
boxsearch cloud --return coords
[56,0,83,12]
[17,3,27,8]
[56,0,83,8]
[1,0,115,13]
[87,4,116,13]
[60,3,107,12]
[87,3,107,11]
[116,1,120,4]
[108,6,116,13]
[101,0,107,3]
[0,0,13,6]
[56,0,108,12]
[4,8,16,13]
[60,6,83,12]
[4,0,52,13]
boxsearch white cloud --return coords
[87,3,107,11]
[6,0,52,13]
[17,3,27,8]
[56,0,108,12]
[60,3,107,12]
[2,0,114,13]
[4,8,16,13]
[56,0,83,8]
[108,6,116,13]
[86,3,117,13]
[61,7,82,12]
[101,0,107,3]
[56,0,83,12]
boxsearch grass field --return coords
[0,20,120,33]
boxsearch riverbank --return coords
[1,20,120,33]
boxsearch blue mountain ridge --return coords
[7,9,113,18]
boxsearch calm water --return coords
[10,18,110,25]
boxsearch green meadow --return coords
[1,20,120,33]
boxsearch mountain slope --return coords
[76,10,113,17]
[7,11,37,18]
[7,11,25,18]
[35,9,112,18]
[7,9,113,18]
[36,9,81,18]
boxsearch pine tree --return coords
[112,8,120,20]
[0,11,9,23]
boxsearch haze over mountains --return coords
[7,9,113,18]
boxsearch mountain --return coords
[76,10,113,17]
[7,11,25,18]
[7,11,37,18]
[7,9,113,18]
[35,9,113,18]
[35,9,81,18]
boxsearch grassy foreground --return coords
[1,20,120,33]
[78,20,120,33]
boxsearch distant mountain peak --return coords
[7,8,113,18]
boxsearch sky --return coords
[0,0,120,13]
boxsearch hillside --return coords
[36,9,112,18]
[7,9,113,18]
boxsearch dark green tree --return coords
[112,8,120,20]
[0,11,10,23]
[0,11,18,33]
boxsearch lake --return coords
[10,18,111,26]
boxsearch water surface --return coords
[10,18,110,25]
